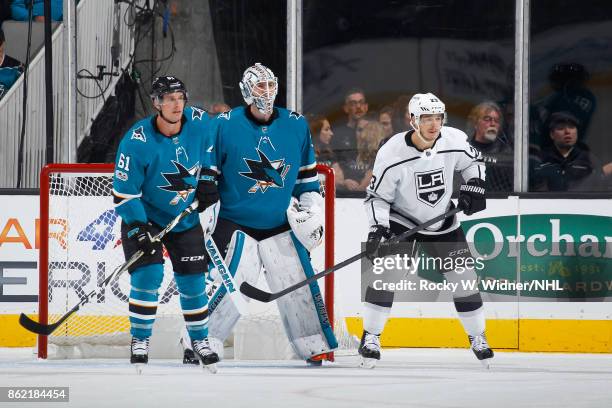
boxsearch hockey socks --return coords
[129,264,164,339]
[175,273,209,341]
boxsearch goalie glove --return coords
[287,193,324,252]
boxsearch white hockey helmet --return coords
[239,63,278,115]
[408,92,446,126]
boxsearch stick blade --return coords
[239,282,273,303]
[19,313,59,336]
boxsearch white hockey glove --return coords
[199,201,219,235]
[287,193,324,251]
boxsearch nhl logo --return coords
[415,168,446,207]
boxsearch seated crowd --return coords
[310,87,610,194]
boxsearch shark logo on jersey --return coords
[191,107,205,120]
[240,149,290,193]
[414,168,446,207]
[218,110,231,120]
[159,160,200,205]
[131,126,146,142]
[289,111,302,120]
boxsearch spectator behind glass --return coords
[336,121,385,192]
[530,63,596,147]
[331,87,368,163]
[307,113,338,169]
[391,94,412,132]
[466,101,513,192]
[378,105,394,140]
[0,28,23,100]
[11,0,63,22]
[531,112,605,192]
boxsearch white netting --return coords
[42,167,356,360]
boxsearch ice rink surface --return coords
[1,347,611,408]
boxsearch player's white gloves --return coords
[287,192,324,251]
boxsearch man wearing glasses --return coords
[331,88,369,163]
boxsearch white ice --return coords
[1,347,611,408]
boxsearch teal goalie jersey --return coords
[209,106,319,229]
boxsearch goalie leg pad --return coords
[259,231,338,360]
[175,273,209,341]
[129,264,164,339]
[207,230,261,347]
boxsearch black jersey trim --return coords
[373,157,420,192]
[244,104,280,126]
[364,193,393,205]
[297,167,318,180]
[405,130,442,151]
[370,201,379,224]
[437,149,479,159]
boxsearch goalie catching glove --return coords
[286,192,324,251]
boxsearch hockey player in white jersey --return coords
[360,93,493,368]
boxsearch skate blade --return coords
[359,357,377,369]
[479,358,492,369]
[203,363,218,374]
[134,363,145,375]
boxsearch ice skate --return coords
[130,337,149,374]
[468,333,494,368]
[306,353,326,367]
[192,338,220,374]
[358,330,381,369]
[180,337,199,365]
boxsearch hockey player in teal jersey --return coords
[199,63,338,364]
[112,76,220,372]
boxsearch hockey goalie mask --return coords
[239,63,278,115]
[408,93,446,127]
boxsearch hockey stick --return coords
[204,236,249,315]
[240,207,463,303]
[19,201,200,336]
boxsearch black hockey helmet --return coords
[150,76,188,101]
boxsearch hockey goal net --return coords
[37,163,354,360]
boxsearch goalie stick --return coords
[240,207,463,303]
[204,236,248,314]
[19,201,200,336]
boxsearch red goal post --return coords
[37,163,336,360]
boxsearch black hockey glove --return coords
[196,170,219,213]
[458,178,486,216]
[365,225,393,261]
[126,222,162,256]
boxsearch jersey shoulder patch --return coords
[289,111,303,120]
[130,125,147,143]
[190,106,207,121]
[217,109,232,120]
